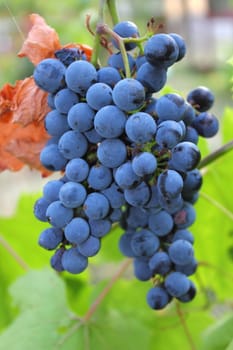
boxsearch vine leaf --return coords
[0,13,92,175]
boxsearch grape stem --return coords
[175,302,197,350]
[0,234,30,271]
[83,258,132,322]
[106,0,120,25]
[90,0,106,67]
[198,139,233,169]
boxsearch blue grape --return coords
[94,105,126,138]
[136,62,167,93]
[108,52,135,75]
[177,280,196,302]
[89,219,112,237]
[33,58,66,93]
[182,126,199,144]
[58,130,88,159]
[169,33,186,62]
[44,110,70,137]
[168,239,194,265]
[112,21,139,50]
[173,202,196,228]
[175,257,198,276]
[172,229,194,244]
[64,217,90,244]
[158,192,184,214]
[132,152,157,176]
[170,141,201,172]
[125,207,149,229]
[40,143,67,171]
[61,247,88,274]
[124,181,150,207]
[59,181,87,208]
[146,286,170,310]
[77,235,101,257]
[133,257,153,281]
[83,192,110,220]
[101,183,125,209]
[110,208,122,222]
[54,88,79,114]
[55,47,87,66]
[38,227,63,250]
[148,209,174,236]
[97,138,127,168]
[65,60,97,95]
[65,158,89,182]
[47,93,55,109]
[144,33,179,68]
[130,229,160,257]
[182,102,196,125]
[157,169,183,199]
[97,67,121,88]
[43,179,64,202]
[84,128,103,144]
[182,169,202,194]
[192,112,219,138]
[156,120,183,149]
[165,271,191,297]
[135,55,147,69]
[50,248,65,272]
[34,197,51,222]
[87,164,112,190]
[114,161,140,189]
[112,78,145,112]
[68,102,95,132]
[149,251,172,275]
[187,86,214,112]
[86,83,113,110]
[145,185,161,210]
[46,200,73,228]
[125,112,157,144]
[156,93,186,122]
[118,230,136,257]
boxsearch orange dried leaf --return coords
[18,13,61,65]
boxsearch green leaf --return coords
[201,313,233,350]
[222,107,233,143]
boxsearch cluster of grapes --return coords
[33,20,219,310]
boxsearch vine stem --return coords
[198,139,233,169]
[106,0,120,25]
[83,258,132,322]
[90,0,106,67]
[0,235,30,271]
[175,302,197,350]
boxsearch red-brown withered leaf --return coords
[0,13,92,174]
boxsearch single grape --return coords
[87,164,112,190]
[44,110,70,137]
[89,219,112,237]
[112,21,139,50]
[40,144,67,171]
[33,58,66,93]
[65,60,97,95]
[173,202,196,228]
[61,247,88,274]
[192,112,219,138]
[177,280,196,302]
[54,88,79,114]
[65,158,89,182]
[83,192,110,220]
[164,271,191,297]
[133,257,153,281]
[55,47,87,66]
[118,230,136,257]
[101,183,125,209]
[125,207,149,229]
[149,251,172,275]
[112,78,145,112]
[156,120,183,149]
[125,112,157,144]
[168,239,194,266]
[156,93,186,122]
[38,227,63,250]
[144,33,179,68]
[157,169,183,200]
[64,217,90,244]
[170,141,201,172]
[169,33,186,62]
[43,179,64,202]
[58,130,88,159]
[97,66,121,88]
[94,105,126,138]
[130,228,160,257]
[124,181,151,207]
[78,235,101,257]
[146,286,170,310]
[59,181,87,208]
[172,229,194,244]
[50,248,65,272]
[97,138,127,168]
[187,86,214,112]
[132,152,157,176]
[86,83,113,110]
[46,200,73,228]
[136,62,167,93]
[114,161,140,189]
[68,102,95,132]
[34,197,51,222]
[148,209,174,236]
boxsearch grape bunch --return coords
[33,20,219,310]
